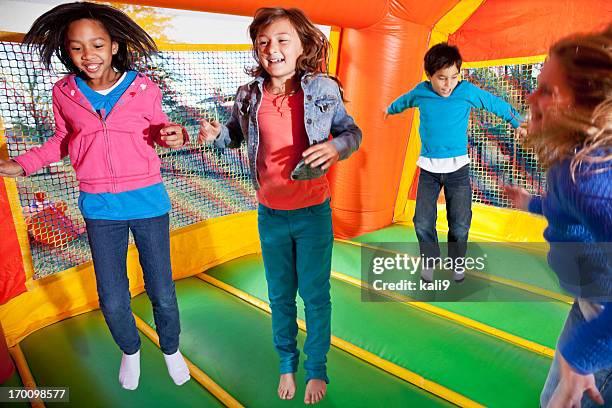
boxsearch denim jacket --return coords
[214,73,362,189]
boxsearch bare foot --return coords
[278,373,296,400]
[304,379,327,404]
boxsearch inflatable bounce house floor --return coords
[10,224,570,407]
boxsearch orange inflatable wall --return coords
[2,1,610,299]
[450,0,612,61]
[329,1,461,237]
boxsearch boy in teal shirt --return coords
[386,42,525,283]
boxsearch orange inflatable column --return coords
[329,0,459,238]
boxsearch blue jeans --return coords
[85,214,180,355]
[257,200,333,383]
[413,165,472,261]
[540,302,612,407]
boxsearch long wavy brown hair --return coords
[526,25,612,179]
[246,7,343,93]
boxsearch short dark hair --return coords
[22,2,157,74]
[424,42,462,76]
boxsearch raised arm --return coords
[328,83,362,160]
[467,82,523,128]
[13,86,71,175]
[211,88,245,149]
[149,84,189,148]
[386,89,416,116]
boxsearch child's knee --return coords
[269,297,297,312]
[300,291,331,312]
[413,216,436,233]
[448,221,470,238]
[99,296,131,315]
[149,290,178,311]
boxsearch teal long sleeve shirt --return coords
[387,80,522,159]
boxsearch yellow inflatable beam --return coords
[8,344,45,408]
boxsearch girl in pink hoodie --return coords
[0,2,190,390]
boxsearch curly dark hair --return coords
[22,1,157,74]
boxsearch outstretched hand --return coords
[0,159,24,177]
[302,141,339,171]
[503,185,531,211]
[160,124,185,148]
[198,119,221,143]
[515,126,528,139]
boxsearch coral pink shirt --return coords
[256,88,330,210]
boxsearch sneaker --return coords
[453,270,465,283]
[420,268,434,283]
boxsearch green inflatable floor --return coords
[206,254,552,407]
[332,239,569,349]
[132,278,452,407]
[15,278,452,407]
[18,312,223,408]
[11,223,566,407]
[353,224,564,294]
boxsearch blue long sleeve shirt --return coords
[387,81,522,159]
[528,150,612,374]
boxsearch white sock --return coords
[164,350,190,386]
[453,269,465,282]
[421,268,434,282]
[119,350,140,390]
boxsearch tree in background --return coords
[106,2,173,44]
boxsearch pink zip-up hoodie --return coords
[15,73,186,194]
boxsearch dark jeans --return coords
[85,214,180,355]
[413,165,472,262]
[258,200,333,383]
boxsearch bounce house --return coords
[0,0,610,406]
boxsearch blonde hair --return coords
[526,25,612,179]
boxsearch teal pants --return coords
[257,199,333,383]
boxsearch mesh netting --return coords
[0,42,256,278]
[1,41,548,278]
[464,63,546,208]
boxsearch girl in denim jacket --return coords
[199,7,361,404]
[0,2,190,390]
